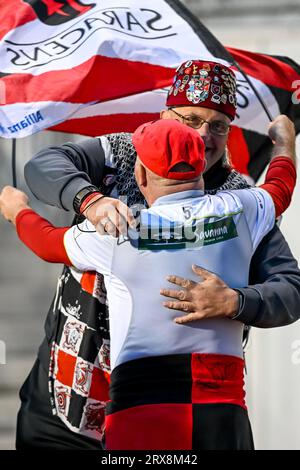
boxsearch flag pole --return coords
[12,138,17,188]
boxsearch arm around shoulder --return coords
[232,225,300,327]
[24,138,106,210]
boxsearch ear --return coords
[135,159,148,188]
[160,109,170,119]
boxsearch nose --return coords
[198,122,210,138]
[197,122,212,146]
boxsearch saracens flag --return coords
[0,0,299,180]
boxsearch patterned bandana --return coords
[166,60,237,120]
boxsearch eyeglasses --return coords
[170,108,230,136]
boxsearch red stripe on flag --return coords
[0,0,36,40]
[2,56,174,104]
[227,125,251,176]
[49,112,160,135]
[228,46,299,91]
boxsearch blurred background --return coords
[0,0,300,450]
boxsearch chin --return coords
[205,151,223,172]
[204,154,215,171]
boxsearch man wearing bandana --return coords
[13,60,299,449]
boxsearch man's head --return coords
[161,60,237,171]
[132,119,205,205]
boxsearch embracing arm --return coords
[161,225,300,328]
[234,224,300,327]
[24,136,135,234]
[16,209,71,265]
[24,138,106,211]
[0,186,113,273]
[260,157,296,217]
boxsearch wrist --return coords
[11,204,31,225]
[80,191,102,214]
[73,185,101,214]
[272,143,296,160]
[225,288,241,318]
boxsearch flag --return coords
[226,48,300,180]
[0,0,299,180]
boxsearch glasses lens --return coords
[185,116,204,129]
[210,121,230,135]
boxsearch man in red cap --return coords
[0,118,296,450]
[9,59,299,450]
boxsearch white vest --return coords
[65,188,275,370]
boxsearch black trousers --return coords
[16,358,103,450]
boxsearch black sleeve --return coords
[24,138,105,211]
[234,224,300,327]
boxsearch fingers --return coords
[0,185,28,201]
[0,185,13,197]
[162,300,193,312]
[174,312,202,324]
[166,275,197,289]
[160,288,191,301]
[191,264,215,280]
[109,199,136,230]
[96,216,119,237]
[103,217,118,237]
[105,210,127,237]
[90,199,136,235]
[121,204,136,229]
[165,267,217,289]
[96,222,107,236]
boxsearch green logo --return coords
[138,216,238,250]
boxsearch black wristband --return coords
[230,289,245,320]
[73,185,100,214]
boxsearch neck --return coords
[145,180,204,206]
[204,157,231,190]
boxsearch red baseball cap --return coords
[166,60,237,120]
[132,119,205,180]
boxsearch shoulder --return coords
[97,133,133,151]
[232,187,274,210]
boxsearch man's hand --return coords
[268,115,296,162]
[160,264,239,324]
[82,194,136,237]
[0,186,30,225]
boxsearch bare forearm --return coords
[271,142,296,163]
